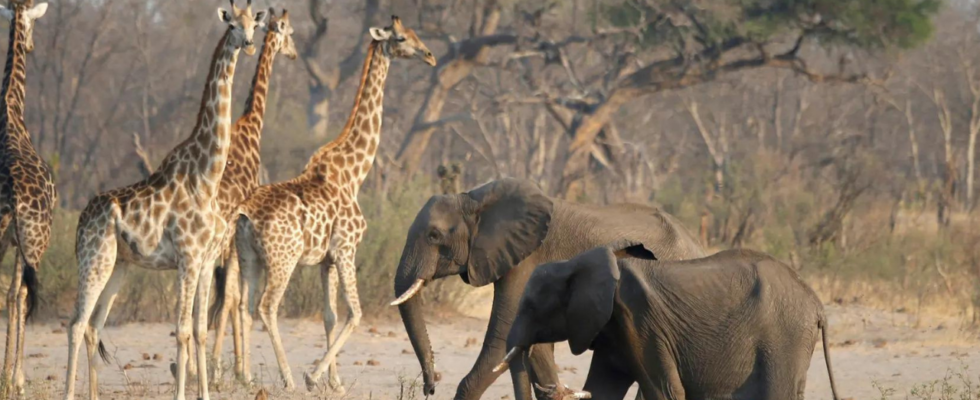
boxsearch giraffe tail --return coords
[208,264,227,329]
[22,263,38,321]
[97,340,111,364]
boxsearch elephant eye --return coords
[427,229,442,242]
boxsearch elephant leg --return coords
[455,275,530,400]
[581,350,635,400]
[526,343,567,400]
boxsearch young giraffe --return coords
[235,16,435,391]
[63,2,265,400]
[0,0,52,395]
[207,8,298,381]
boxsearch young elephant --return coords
[498,242,841,400]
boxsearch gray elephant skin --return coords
[500,242,841,400]
[390,178,705,400]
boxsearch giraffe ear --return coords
[26,3,48,20]
[369,27,391,41]
[0,6,13,21]
[254,10,267,27]
[217,8,233,24]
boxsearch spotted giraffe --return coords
[0,0,52,396]
[206,8,297,382]
[63,2,265,400]
[235,16,435,391]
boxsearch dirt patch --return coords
[17,304,980,399]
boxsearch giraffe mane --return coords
[305,41,379,170]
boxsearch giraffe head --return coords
[217,0,266,56]
[265,8,298,60]
[369,16,437,67]
[0,0,48,53]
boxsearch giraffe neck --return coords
[2,7,31,145]
[242,29,278,120]
[0,8,17,146]
[304,41,389,188]
[182,28,240,188]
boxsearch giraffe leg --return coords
[228,252,244,380]
[257,253,300,390]
[3,252,22,395]
[64,225,118,400]
[305,243,362,391]
[210,247,241,381]
[320,264,342,392]
[194,262,215,400]
[84,265,128,400]
[13,271,28,395]
[173,259,204,400]
[236,239,261,385]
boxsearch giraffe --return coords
[234,16,435,391]
[63,2,265,400]
[206,8,297,381]
[0,0,52,396]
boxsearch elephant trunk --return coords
[397,289,437,395]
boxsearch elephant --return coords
[497,241,841,400]
[390,178,705,400]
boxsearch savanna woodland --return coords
[7,0,970,337]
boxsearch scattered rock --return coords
[872,338,888,348]
[142,353,151,361]
[561,366,578,374]
[368,327,380,334]
[169,331,176,337]
[27,353,46,359]
[123,363,134,370]
[435,371,442,381]
[910,351,919,356]
[936,324,946,331]
[892,373,902,377]
[895,307,907,313]
[402,349,412,355]
[366,359,381,366]
[836,340,856,348]
[153,353,163,361]
[46,375,57,381]
[353,361,363,366]
[387,331,397,338]
[51,328,64,334]
[500,395,510,399]
[464,337,478,347]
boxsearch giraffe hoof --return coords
[303,372,317,392]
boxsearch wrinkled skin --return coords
[505,244,841,400]
[392,178,705,400]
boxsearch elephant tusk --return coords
[390,279,425,306]
[493,347,522,373]
[570,389,592,399]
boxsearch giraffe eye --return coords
[395,37,407,43]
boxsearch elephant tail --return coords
[819,316,840,400]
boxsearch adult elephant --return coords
[391,178,705,400]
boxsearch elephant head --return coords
[495,241,656,373]
[391,178,554,395]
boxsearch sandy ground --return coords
[14,303,980,399]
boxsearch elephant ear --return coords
[464,179,553,287]
[565,246,624,355]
